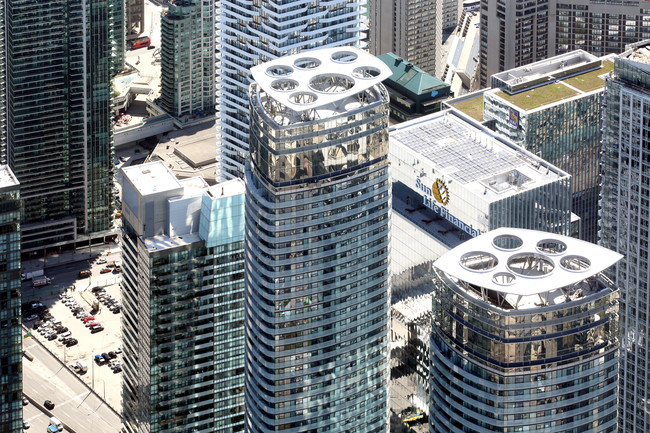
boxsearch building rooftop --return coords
[490,51,614,111]
[147,121,217,184]
[434,227,622,309]
[0,165,19,190]
[446,93,484,121]
[250,47,392,113]
[378,53,449,96]
[144,232,202,252]
[121,161,182,196]
[204,179,246,200]
[390,110,569,201]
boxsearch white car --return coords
[97,258,107,264]
[58,332,71,341]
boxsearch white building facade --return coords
[217,0,366,180]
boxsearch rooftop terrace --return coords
[492,59,613,111]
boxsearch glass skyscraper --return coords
[430,228,621,433]
[600,41,650,433]
[244,48,391,432]
[0,166,21,433]
[6,0,115,251]
[120,162,245,433]
[217,0,366,180]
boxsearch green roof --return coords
[496,83,579,111]
[450,96,484,122]
[563,60,614,92]
[378,53,449,96]
[495,60,613,111]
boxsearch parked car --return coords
[33,321,43,329]
[58,332,71,341]
[25,314,38,321]
[99,268,111,274]
[97,258,107,264]
[56,327,68,334]
[83,316,95,323]
[94,354,105,365]
[22,420,29,430]
[65,339,78,347]
[91,326,104,334]
[107,351,117,359]
[43,400,55,410]
[113,366,122,373]
[115,347,122,354]
[22,397,28,406]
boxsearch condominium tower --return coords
[431,228,621,432]
[0,167,21,433]
[5,0,116,251]
[160,0,215,119]
[600,41,650,433]
[478,0,650,87]
[120,162,245,432]
[217,0,365,180]
[369,0,441,75]
[245,48,392,432]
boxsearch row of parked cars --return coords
[92,286,121,314]
[33,312,78,347]
[95,348,123,373]
[60,293,104,333]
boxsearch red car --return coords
[100,268,111,274]
[83,316,95,323]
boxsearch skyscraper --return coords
[6,0,115,251]
[369,0,440,75]
[600,40,650,433]
[217,0,366,180]
[0,166,21,433]
[120,162,245,433]
[244,48,392,432]
[478,0,650,87]
[160,0,215,119]
[431,228,621,432]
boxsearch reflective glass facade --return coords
[6,0,115,250]
[217,0,364,180]
[600,47,650,433]
[429,230,620,433]
[0,168,21,433]
[160,0,215,118]
[120,167,246,433]
[484,76,604,243]
[244,75,391,431]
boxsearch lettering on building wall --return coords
[416,178,480,237]
[509,108,519,128]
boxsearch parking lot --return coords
[23,248,125,411]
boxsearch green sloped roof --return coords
[378,53,449,96]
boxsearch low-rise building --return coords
[378,53,452,123]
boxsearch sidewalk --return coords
[22,245,121,273]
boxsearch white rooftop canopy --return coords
[434,227,623,297]
[250,47,392,112]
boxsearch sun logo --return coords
[431,178,450,205]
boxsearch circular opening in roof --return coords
[309,74,355,93]
[294,57,321,70]
[331,51,358,63]
[352,66,381,79]
[507,253,554,278]
[560,255,591,272]
[270,79,299,92]
[536,239,567,255]
[266,65,293,77]
[492,234,523,251]
[492,272,516,286]
[460,251,498,272]
[288,92,318,105]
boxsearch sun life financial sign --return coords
[415,178,480,237]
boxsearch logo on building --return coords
[509,108,519,128]
[431,178,450,205]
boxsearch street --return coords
[22,340,121,432]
